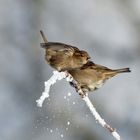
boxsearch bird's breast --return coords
[88,80,105,91]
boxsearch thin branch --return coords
[83,96,120,140]
[67,74,121,140]
[36,71,121,140]
[36,71,66,107]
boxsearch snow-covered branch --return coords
[36,71,121,140]
[36,71,67,107]
[83,96,120,140]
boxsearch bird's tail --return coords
[104,67,131,78]
[40,30,49,48]
[40,30,48,43]
[113,68,131,73]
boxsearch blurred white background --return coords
[0,0,140,140]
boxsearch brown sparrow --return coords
[40,30,90,71]
[68,61,131,93]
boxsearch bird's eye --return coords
[81,53,86,57]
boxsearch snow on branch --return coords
[36,71,67,107]
[36,71,121,140]
[83,96,120,140]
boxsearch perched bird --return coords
[40,30,90,71]
[68,61,131,93]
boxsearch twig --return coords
[68,74,121,140]
[83,96,120,140]
[36,71,121,140]
[36,71,66,107]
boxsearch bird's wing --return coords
[41,42,79,56]
[92,64,109,70]
[81,61,95,69]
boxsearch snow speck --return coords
[72,102,76,105]
[50,129,53,133]
[60,134,64,138]
[67,121,70,126]
[66,127,68,131]
[68,92,71,96]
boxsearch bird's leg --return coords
[78,88,88,98]
[65,71,87,98]
[70,81,87,98]
[69,81,77,88]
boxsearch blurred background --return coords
[0,0,140,140]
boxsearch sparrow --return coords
[40,30,90,71]
[68,61,131,93]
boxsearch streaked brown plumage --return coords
[40,30,90,71]
[68,61,131,92]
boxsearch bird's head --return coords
[75,50,90,65]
